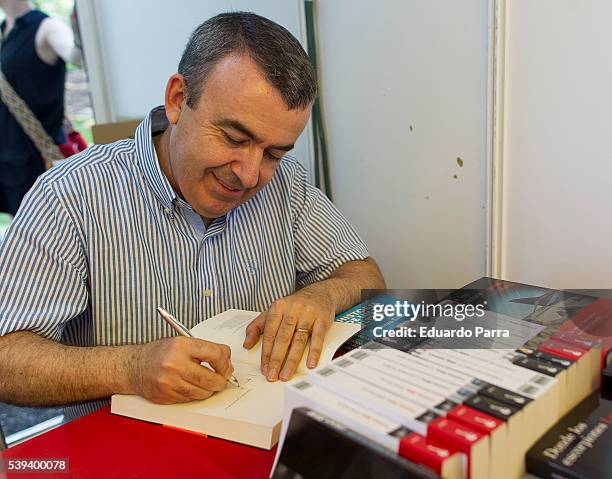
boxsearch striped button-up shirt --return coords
[0,107,368,415]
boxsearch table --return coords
[0,406,276,478]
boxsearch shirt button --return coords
[204,289,214,297]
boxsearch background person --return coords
[0,0,82,215]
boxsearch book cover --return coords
[526,393,611,479]
[273,407,440,479]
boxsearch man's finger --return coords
[218,343,232,359]
[261,312,283,375]
[306,319,330,369]
[279,327,310,381]
[243,313,266,349]
[182,360,229,392]
[266,314,299,381]
[189,339,233,379]
[172,379,216,402]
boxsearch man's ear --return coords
[164,74,187,125]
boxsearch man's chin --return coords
[189,191,253,219]
[192,202,236,220]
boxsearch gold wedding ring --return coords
[295,328,310,335]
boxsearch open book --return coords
[111,309,360,449]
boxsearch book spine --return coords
[426,417,487,479]
[285,379,408,452]
[410,349,555,400]
[447,405,504,434]
[365,344,553,402]
[427,417,485,451]
[516,347,574,368]
[332,355,453,413]
[399,432,462,477]
[538,339,588,361]
[308,363,431,435]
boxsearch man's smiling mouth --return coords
[214,174,243,193]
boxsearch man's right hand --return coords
[127,337,234,404]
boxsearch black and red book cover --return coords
[273,407,439,479]
[526,393,611,479]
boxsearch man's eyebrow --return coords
[216,119,295,152]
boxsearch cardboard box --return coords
[91,119,142,144]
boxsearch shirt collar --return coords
[134,106,229,233]
[134,106,178,209]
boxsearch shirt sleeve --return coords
[0,178,88,341]
[289,161,369,287]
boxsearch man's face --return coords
[162,54,312,221]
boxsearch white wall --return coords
[85,0,491,289]
[500,1,612,289]
[82,0,312,170]
[316,0,490,288]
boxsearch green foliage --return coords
[34,0,74,24]
[0,213,12,228]
[1,1,72,23]
[71,116,94,145]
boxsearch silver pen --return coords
[157,307,240,387]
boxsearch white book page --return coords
[112,362,285,429]
[189,309,361,374]
[172,362,285,426]
[112,310,360,447]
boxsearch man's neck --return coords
[153,127,214,228]
[2,1,33,33]
[153,127,179,195]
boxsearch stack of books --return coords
[274,278,611,479]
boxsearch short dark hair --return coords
[178,12,316,110]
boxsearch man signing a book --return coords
[0,12,384,418]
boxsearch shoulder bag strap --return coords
[0,39,63,169]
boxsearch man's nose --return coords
[233,147,263,189]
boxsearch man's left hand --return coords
[243,289,335,382]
